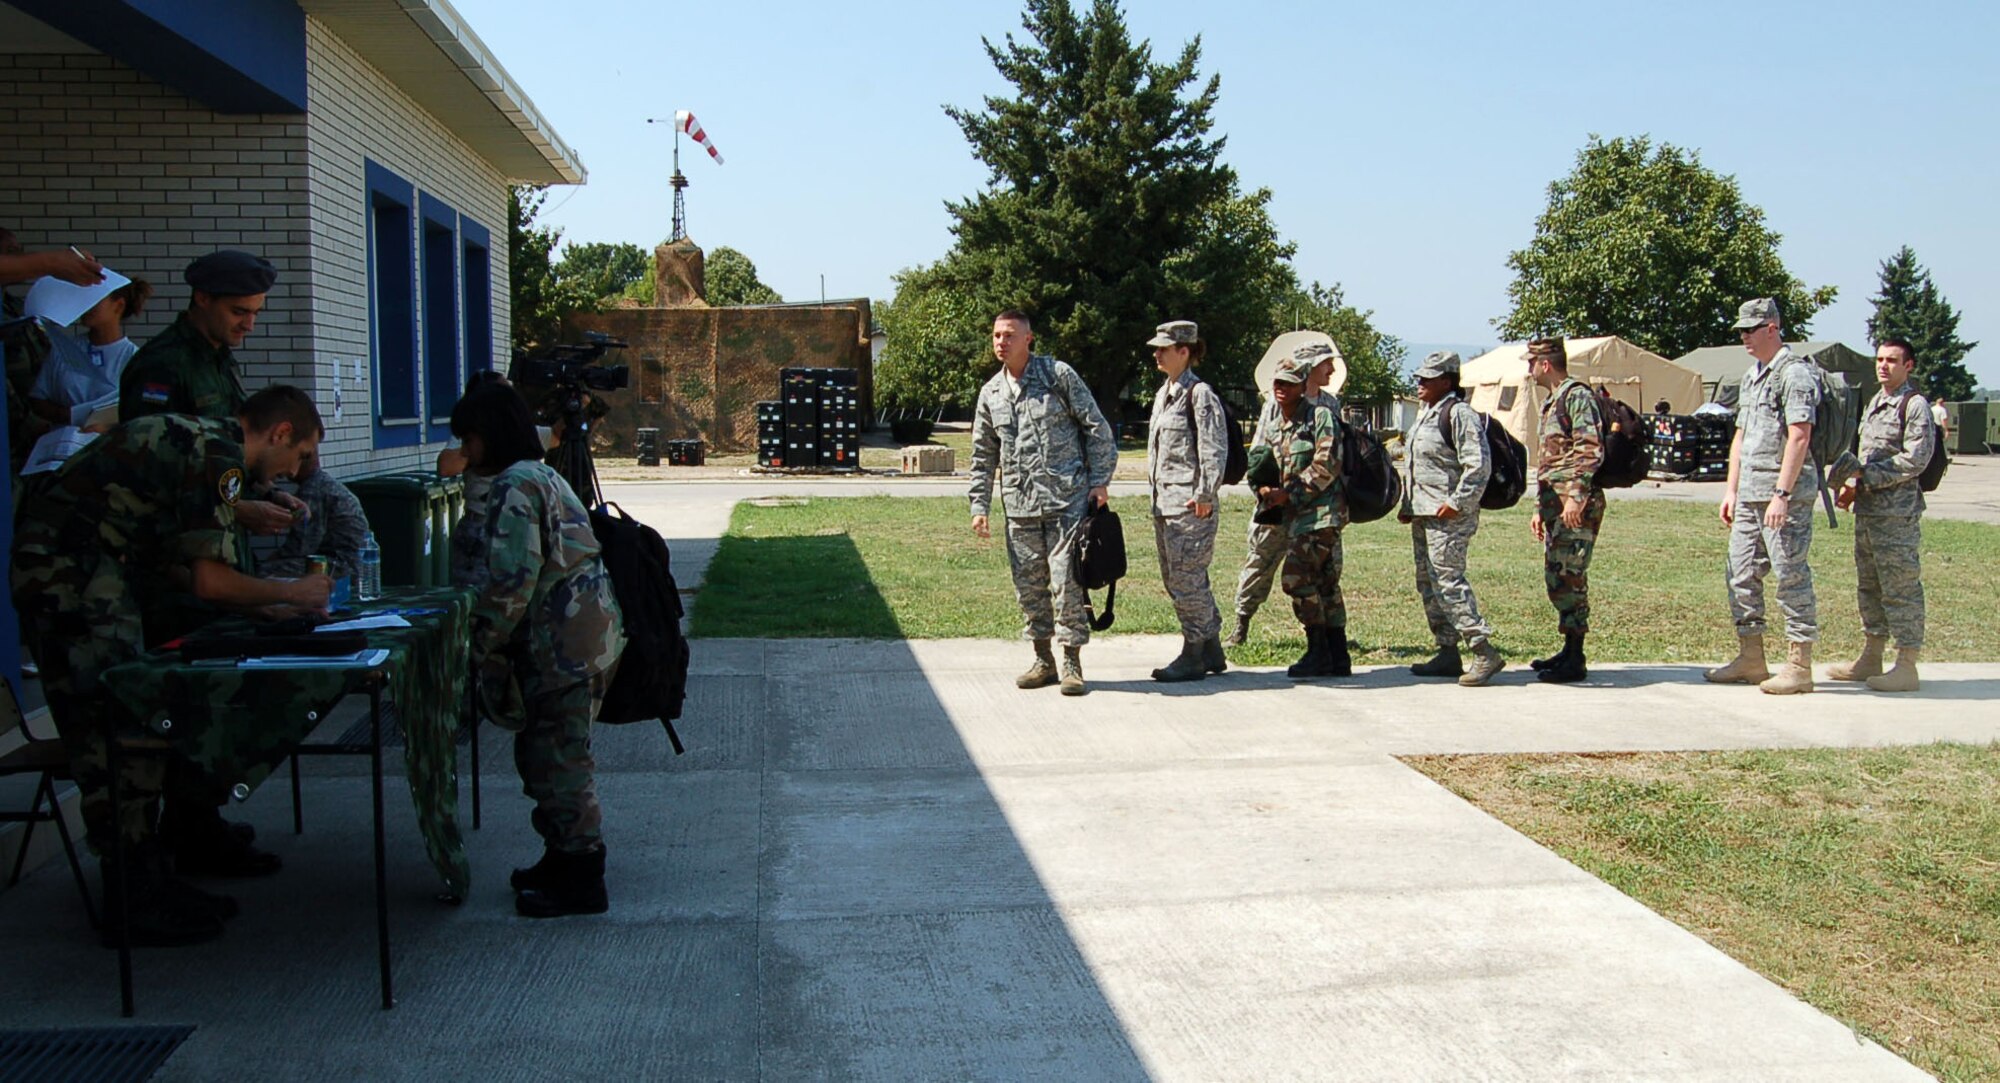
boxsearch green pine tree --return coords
[1865,246,1978,403]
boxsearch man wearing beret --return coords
[119,251,303,538]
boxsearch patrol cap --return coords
[185,250,277,297]
[1733,297,1780,330]
[1414,350,1461,379]
[1271,355,1315,385]
[1291,340,1336,369]
[1526,337,1567,364]
[1146,320,1199,348]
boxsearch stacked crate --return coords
[782,368,820,468]
[1649,413,1732,480]
[816,368,861,470]
[756,400,784,467]
[635,427,661,467]
[665,439,705,466]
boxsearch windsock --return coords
[676,110,724,165]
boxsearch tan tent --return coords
[1461,337,1704,465]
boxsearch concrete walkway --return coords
[1,478,1993,1080]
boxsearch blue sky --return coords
[455,0,1999,386]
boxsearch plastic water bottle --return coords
[357,532,382,601]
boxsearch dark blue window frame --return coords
[420,193,461,444]
[366,160,421,449]
[461,219,493,381]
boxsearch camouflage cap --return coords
[186,249,276,297]
[1271,355,1315,384]
[1733,297,1781,330]
[1414,350,1461,379]
[1146,320,1199,348]
[1291,340,1336,369]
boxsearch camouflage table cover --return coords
[101,587,474,898]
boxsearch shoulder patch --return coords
[219,468,244,506]
[140,382,173,404]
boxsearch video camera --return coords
[512,330,631,396]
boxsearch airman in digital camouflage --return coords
[1143,320,1231,682]
[1706,298,1820,694]
[453,383,624,917]
[1526,338,1603,684]
[1399,351,1500,685]
[12,385,332,946]
[1227,335,1340,647]
[968,310,1118,696]
[1255,347,1349,680]
[1825,337,1935,692]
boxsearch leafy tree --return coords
[705,246,783,306]
[1865,245,1978,402]
[556,241,648,303]
[874,256,995,410]
[938,0,1291,421]
[1496,135,1836,358]
[509,185,593,349]
[1274,282,1406,405]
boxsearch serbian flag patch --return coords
[139,382,172,404]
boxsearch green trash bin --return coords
[348,474,437,588]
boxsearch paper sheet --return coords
[23,268,131,327]
[314,615,412,633]
[21,426,97,475]
[238,649,391,669]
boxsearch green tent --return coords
[1673,342,1878,410]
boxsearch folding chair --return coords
[0,680,98,928]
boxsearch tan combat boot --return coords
[1457,641,1505,687]
[1865,648,1921,693]
[1759,641,1814,695]
[1017,639,1058,689]
[1825,635,1887,682]
[1060,646,1087,696]
[1704,634,1769,684]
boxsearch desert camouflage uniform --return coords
[1849,384,1934,648]
[1148,368,1229,639]
[471,460,624,854]
[968,354,1118,647]
[1728,348,1821,642]
[260,468,370,578]
[1537,377,1605,636]
[118,312,248,422]
[1258,398,1345,627]
[1233,392,1339,618]
[11,415,245,850]
[1403,392,1493,647]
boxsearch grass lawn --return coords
[1408,745,2000,1082]
[691,493,2000,667]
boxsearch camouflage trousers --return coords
[513,665,614,855]
[1153,512,1221,639]
[1411,512,1492,648]
[1004,503,1091,647]
[1281,527,1346,629]
[1538,486,1606,636]
[1232,520,1289,619]
[1855,513,1924,648]
[1727,497,1817,642]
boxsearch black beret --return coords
[185,249,277,297]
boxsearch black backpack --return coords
[1340,419,1403,525]
[589,502,688,754]
[1069,502,1127,631]
[1182,389,1249,486]
[1592,390,1653,489]
[1901,396,1949,493]
[1440,402,1528,511]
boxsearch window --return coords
[461,219,492,382]
[421,194,460,444]
[366,161,420,448]
[1497,385,1518,411]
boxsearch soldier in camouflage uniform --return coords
[1144,320,1231,682]
[1824,338,1934,692]
[2,230,104,471]
[11,386,332,946]
[258,450,371,579]
[453,383,624,917]
[1706,298,1821,695]
[1256,348,1349,679]
[1526,338,1603,684]
[1399,352,1501,685]
[969,310,1118,696]
[1226,335,1341,647]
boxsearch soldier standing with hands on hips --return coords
[1400,351,1501,685]
[1526,338,1603,684]
[1824,337,1935,692]
[969,310,1118,696]
[1143,320,1231,682]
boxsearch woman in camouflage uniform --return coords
[452,384,624,917]
[1398,352,1501,685]
[1143,320,1231,682]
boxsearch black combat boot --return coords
[1537,634,1588,684]
[515,846,608,918]
[1287,627,1336,679]
[1530,637,1576,672]
[1326,626,1353,677]
[1201,635,1227,674]
[99,845,227,948]
[510,848,561,892]
[1152,638,1208,683]
[1410,644,1463,678]
[162,804,281,878]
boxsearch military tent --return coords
[1673,341,1878,410]
[1460,337,1704,465]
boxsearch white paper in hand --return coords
[24,268,131,328]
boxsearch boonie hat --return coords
[1291,341,1336,368]
[1147,320,1199,348]
[1733,297,1780,330]
[1271,356,1315,385]
[185,250,277,297]
[1414,350,1461,379]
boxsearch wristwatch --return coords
[1773,487,1791,498]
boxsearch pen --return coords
[69,245,88,260]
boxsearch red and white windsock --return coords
[676,110,724,165]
